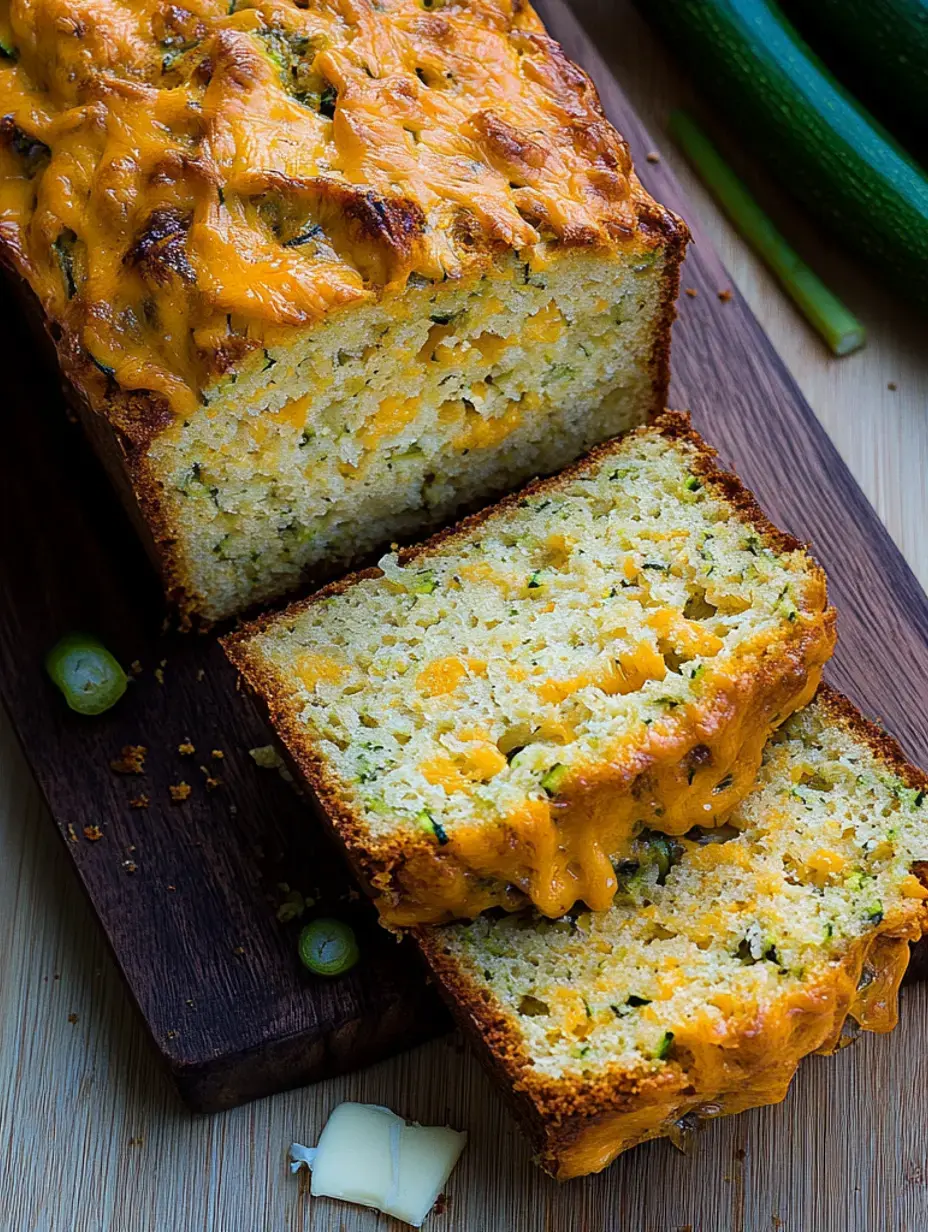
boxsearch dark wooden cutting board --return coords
[2,0,927,1114]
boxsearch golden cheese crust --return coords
[0,0,678,432]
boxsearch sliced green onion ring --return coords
[298,918,360,977]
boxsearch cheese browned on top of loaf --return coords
[0,0,687,620]
[223,413,836,926]
[416,688,928,1179]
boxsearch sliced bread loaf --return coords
[223,413,836,925]
[416,688,928,1178]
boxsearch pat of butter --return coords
[290,1102,466,1227]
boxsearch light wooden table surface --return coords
[3,5,928,1231]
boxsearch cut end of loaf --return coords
[416,687,928,1178]
[148,244,679,620]
[223,412,835,924]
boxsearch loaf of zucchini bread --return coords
[416,688,928,1178]
[223,413,836,925]
[0,0,686,621]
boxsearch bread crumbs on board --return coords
[196,669,206,682]
[684,287,698,297]
[110,745,147,774]
[83,825,103,841]
[169,783,192,802]
[211,749,225,760]
[717,288,733,302]
[67,824,78,843]
[154,668,165,685]
[178,740,195,755]
[67,1013,78,1024]
[129,660,143,676]
[129,795,149,809]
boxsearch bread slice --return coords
[223,413,836,925]
[416,688,928,1178]
[0,0,686,621]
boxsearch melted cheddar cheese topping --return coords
[554,926,919,1179]
[375,663,826,925]
[0,0,650,417]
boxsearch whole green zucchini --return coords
[637,0,928,308]
[784,0,928,135]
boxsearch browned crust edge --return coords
[412,683,928,1175]
[222,410,835,921]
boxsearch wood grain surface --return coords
[3,1,928,1229]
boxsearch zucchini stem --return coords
[669,110,866,357]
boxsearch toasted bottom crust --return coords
[413,686,928,1178]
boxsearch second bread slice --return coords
[223,412,835,925]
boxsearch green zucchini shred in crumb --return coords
[654,1030,674,1061]
[411,572,438,595]
[540,763,568,796]
[417,809,449,845]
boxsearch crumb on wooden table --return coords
[127,1137,145,1148]
[129,660,143,676]
[888,381,898,391]
[717,288,733,302]
[167,884,176,892]
[129,795,149,809]
[178,739,195,756]
[684,287,698,298]
[66,824,78,843]
[196,668,206,682]
[169,782,192,803]
[110,745,147,775]
[122,860,138,874]
[211,749,225,760]
[154,668,165,685]
[83,825,103,842]
[645,150,660,163]
[67,1012,78,1024]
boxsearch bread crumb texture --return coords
[418,690,928,1177]
[0,0,684,618]
[226,414,835,923]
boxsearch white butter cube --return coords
[290,1102,466,1227]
